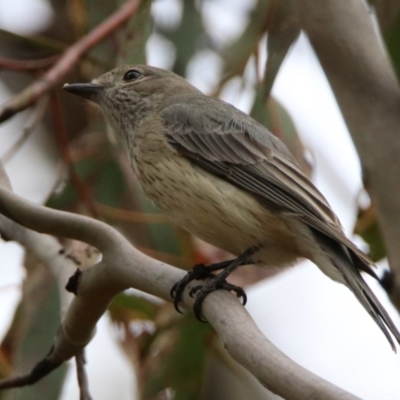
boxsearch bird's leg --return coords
[171,246,259,319]
[189,246,259,321]
[171,251,257,314]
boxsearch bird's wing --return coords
[161,99,373,271]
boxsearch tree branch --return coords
[0,356,61,390]
[0,0,141,124]
[76,350,92,400]
[0,172,359,399]
[297,0,400,311]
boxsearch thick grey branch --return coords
[0,186,125,253]
[298,0,400,309]
[0,184,359,399]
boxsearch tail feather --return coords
[315,232,400,351]
[340,260,398,351]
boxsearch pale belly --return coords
[133,151,308,268]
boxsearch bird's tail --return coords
[314,232,400,351]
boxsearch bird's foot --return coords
[170,264,214,313]
[171,246,258,319]
[190,276,246,322]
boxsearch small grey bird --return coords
[64,65,400,349]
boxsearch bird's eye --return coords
[123,69,141,81]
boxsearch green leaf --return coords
[143,314,213,400]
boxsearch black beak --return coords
[62,83,104,100]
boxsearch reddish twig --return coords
[49,92,98,217]
[0,0,141,124]
[0,56,59,71]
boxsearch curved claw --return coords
[170,282,178,299]
[170,261,248,320]
[236,289,247,305]
[174,302,184,314]
[193,296,208,322]
[169,279,185,313]
[170,264,213,313]
[171,277,191,313]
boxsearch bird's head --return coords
[63,65,197,111]
[63,65,198,133]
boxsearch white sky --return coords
[1,0,400,399]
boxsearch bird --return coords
[63,65,400,350]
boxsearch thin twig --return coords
[95,202,168,223]
[0,0,141,124]
[2,96,49,163]
[49,92,98,217]
[76,350,92,400]
[0,56,59,71]
[0,356,61,389]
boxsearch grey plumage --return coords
[63,64,400,350]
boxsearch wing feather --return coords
[161,99,374,272]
